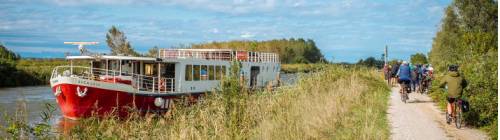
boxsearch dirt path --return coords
[388,87,488,140]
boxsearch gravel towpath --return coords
[388,87,488,140]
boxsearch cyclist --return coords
[420,64,431,92]
[427,64,434,76]
[390,61,400,86]
[439,65,467,123]
[397,61,412,96]
[411,64,419,92]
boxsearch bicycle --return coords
[400,81,411,103]
[419,76,431,94]
[446,99,463,128]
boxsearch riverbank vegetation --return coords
[0,44,71,87]
[2,65,390,139]
[428,0,497,138]
[0,44,58,87]
[280,63,329,73]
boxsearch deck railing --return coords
[158,49,280,63]
[51,66,175,94]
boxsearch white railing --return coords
[158,49,280,63]
[51,66,175,94]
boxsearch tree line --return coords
[0,44,47,86]
[428,0,497,137]
[190,38,325,64]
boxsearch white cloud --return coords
[427,5,443,14]
[48,0,135,6]
[211,28,219,34]
[47,0,276,14]
[240,32,255,38]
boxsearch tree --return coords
[146,46,159,57]
[106,26,139,56]
[410,53,427,64]
[0,43,20,60]
[356,56,384,68]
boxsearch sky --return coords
[0,0,451,62]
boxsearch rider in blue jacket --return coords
[397,61,412,94]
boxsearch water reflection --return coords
[56,118,79,136]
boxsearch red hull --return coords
[52,84,176,120]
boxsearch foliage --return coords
[356,56,384,69]
[106,26,139,56]
[1,103,57,139]
[0,44,74,87]
[428,0,497,137]
[191,38,325,64]
[0,59,47,87]
[409,53,428,65]
[0,43,20,60]
[145,46,159,57]
[280,63,329,73]
[387,59,400,66]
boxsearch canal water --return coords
[0,86,62,126]
[0,73,298,128]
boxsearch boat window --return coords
[145,64,154,76]
[216,66,222,80]
[193,65,200,81]
[221,66,226,79]
[122,61,132,76]
[209,65,215,80]
[185,65,193,81]
[201,65,208,80]
[110,60,119,74]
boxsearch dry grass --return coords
[280,63,329,73]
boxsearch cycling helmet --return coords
[448,64,458,71]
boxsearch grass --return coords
[1,65,391,139]
[280,63,329,73]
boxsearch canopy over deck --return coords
[66,55,157,61]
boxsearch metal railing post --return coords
[171,79,174,92]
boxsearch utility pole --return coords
[384,45,388,64]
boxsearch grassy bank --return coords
[280,63,330,73]
[2,65,391,139]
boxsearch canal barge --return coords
[50,42,280,120]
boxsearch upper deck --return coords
[65,49,280,64]
[158,49,280,63]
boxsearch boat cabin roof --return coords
[66,55,157,61]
